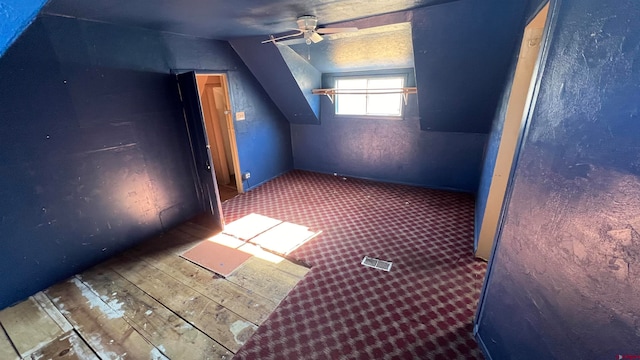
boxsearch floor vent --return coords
[361,256,392,272]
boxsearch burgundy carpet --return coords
[223,170,487,359]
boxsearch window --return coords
[335,76,405,117]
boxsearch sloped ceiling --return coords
[39,0,456,127]
[42,0,457,40]
[287,22,414,73]
[38,0,532,133]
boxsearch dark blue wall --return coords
[476,0,640,358]
[412,0,529,134]
[277,44,321,118]
[0,0,47,56]
[0,15,292,309]
[292,70,486,192]
[290,0,532,192]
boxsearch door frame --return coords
[207,73,243,193]
[475,3,550,260]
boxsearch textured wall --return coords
[412,0,529,134]
[475,0,640,358]
[0,15,292,309]
[291,71,486,192]
[0,0,47,56]
[289,0,531,192]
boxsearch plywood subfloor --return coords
[0,219,310,359]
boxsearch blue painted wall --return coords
[292,70,486,192]
[0,15,292,309]
[0,0,47,57]
[476,0,640,358]
[230,37,320,125]
[290,0,531,192]
[277,44,321,118]
[412,0,529,134]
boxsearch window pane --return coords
[367,78,403,90]
[336,78,367,90]
[367,93,402,116]
[336,94,366,115]
[334,76,405,117]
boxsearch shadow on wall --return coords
[0,14,293,310]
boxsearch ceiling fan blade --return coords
[316,27,358,34]
[261,30,304,44]
[309,32,324,43]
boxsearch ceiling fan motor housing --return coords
[297,15,318,31]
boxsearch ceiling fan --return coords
[262,15,358,45]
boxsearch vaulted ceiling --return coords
[39,0,534,134]
[42,0,457,40]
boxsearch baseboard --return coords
[292,167,475,194]
[474,324,493,360]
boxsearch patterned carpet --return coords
[223,170,487,359]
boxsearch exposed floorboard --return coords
[0,324,19,360]
[0,296,65,357]
[0,220,310,359]
[27,331,98,360]
[46,277,169,360]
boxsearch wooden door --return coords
[177,71,224,229]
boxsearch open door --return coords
[195,74,243,202]
[475,4,549,260]
[177,71,224,230]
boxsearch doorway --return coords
[475,3,550,260]
[195,74,243,202]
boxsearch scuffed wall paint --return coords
[475,0,640,358]
[0,15,292,309]
[0,0,47,57]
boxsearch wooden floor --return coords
[0,220,309,359]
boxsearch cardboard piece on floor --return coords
[181,240,252,277]
[223,213,282,240]
[248,222,321,256]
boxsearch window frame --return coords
[332,73,409,120]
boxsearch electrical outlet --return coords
[242,172,251,180]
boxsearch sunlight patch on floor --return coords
[202,213,321,264]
